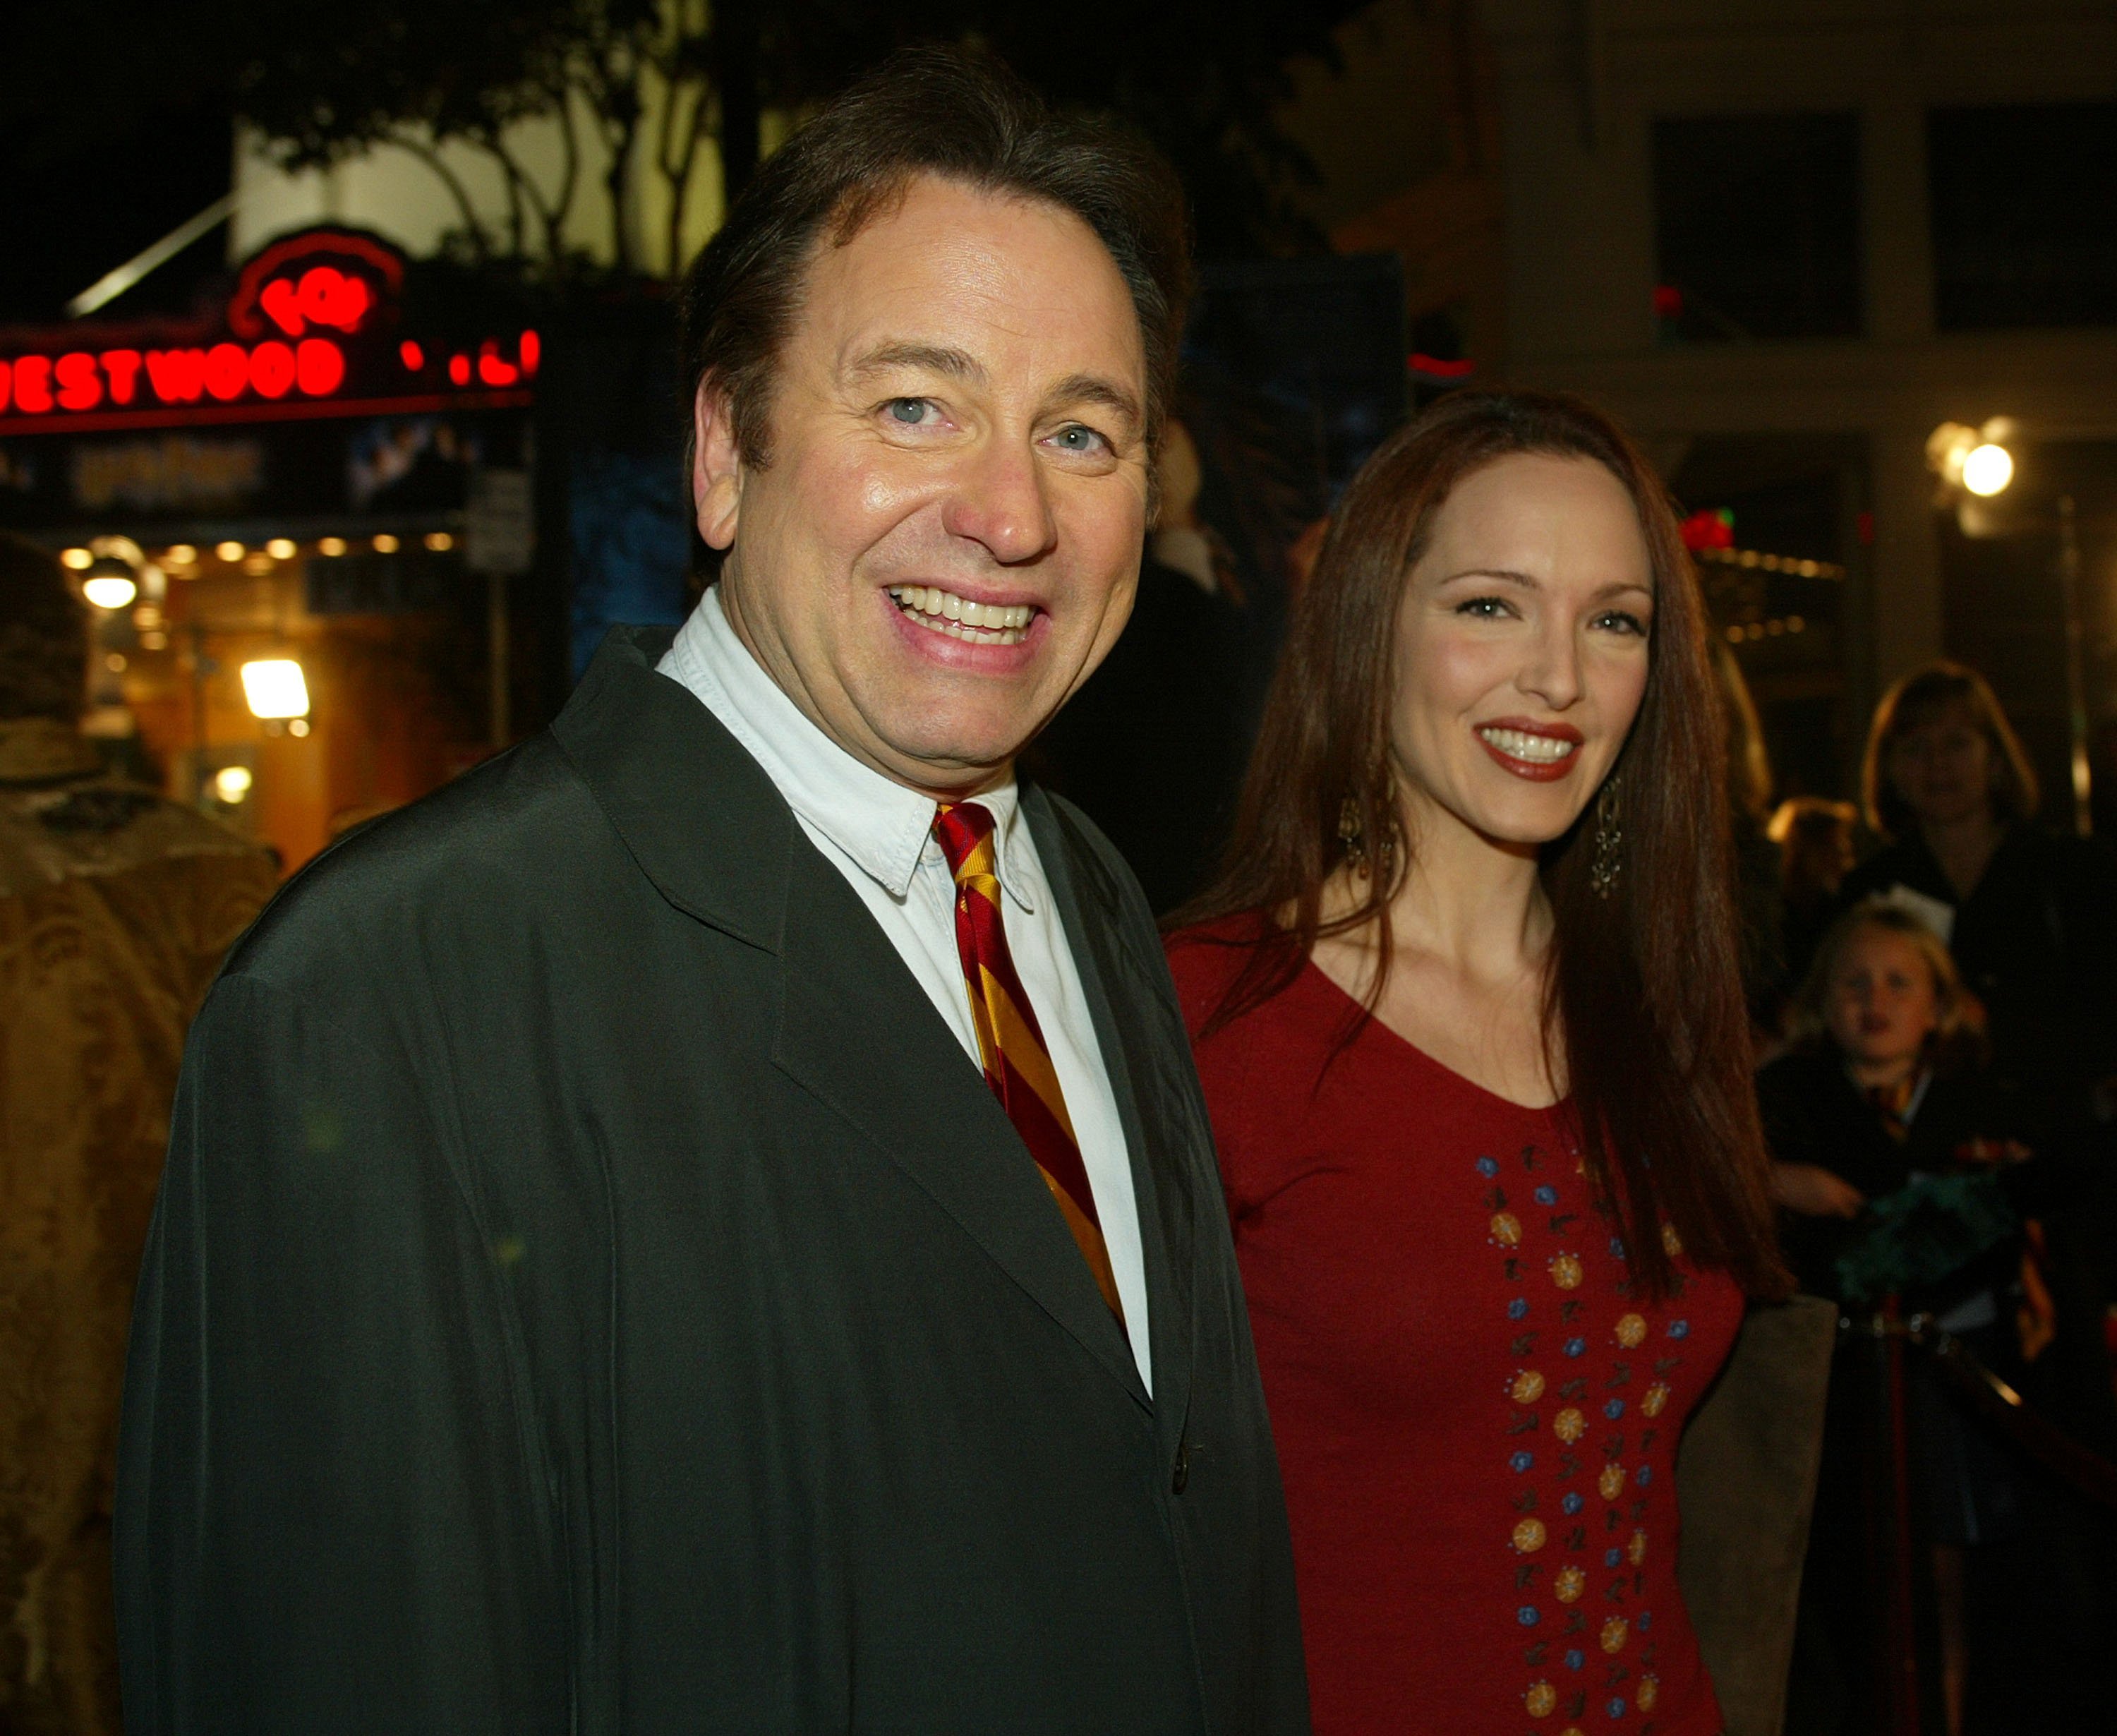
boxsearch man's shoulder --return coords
[222,730,610,987]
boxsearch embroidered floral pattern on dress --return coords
[1482,1140,1696,1731]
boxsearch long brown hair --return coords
[1176,390,1786,1301]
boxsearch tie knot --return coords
[933,801,998,882]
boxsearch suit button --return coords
[1171,1443,1190,1495]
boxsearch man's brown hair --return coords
[679,45,1192,474]
[0,534,85,722]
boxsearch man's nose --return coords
[941,435,1058,565]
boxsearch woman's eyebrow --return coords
[1437,567,1538,589]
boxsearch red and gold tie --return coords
[934,801,1126,1330]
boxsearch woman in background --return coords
[1167,390,1788,1735]
[1840,663,2117,1138]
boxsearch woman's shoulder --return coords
[1163,910,1279,1025]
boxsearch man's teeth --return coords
[1478,727,1578,764]
[888,586,1035,645]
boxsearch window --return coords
[1652,114,1862,342]
[1929,102,2117,331]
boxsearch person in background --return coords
[0,534,277,1736]
[1168,390,1794,1735]
[1709,635,1787,1039]
[1028,416,1248,912]
[1763,900,2109,1736]
[1839,663,2117,1141]
[1768,796,1857,992]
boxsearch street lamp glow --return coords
[81,574,138,610]
[241,658,310,719]
[1962,442,2014,497]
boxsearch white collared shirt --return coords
[658,590,1150,1388]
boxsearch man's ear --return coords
[693,379,744,550]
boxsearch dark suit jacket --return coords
[116,627,1309,1735]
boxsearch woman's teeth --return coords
[888,585,1034,646]
[1477,726,1578,764]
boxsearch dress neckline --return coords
[1295,948,1573,1116]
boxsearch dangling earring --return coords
[1590,774,1623,899]
[1338,796,1369,874]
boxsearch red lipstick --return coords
[1473,717,1585,783]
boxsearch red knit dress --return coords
[1169,917,1742,1736]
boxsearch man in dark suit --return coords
[116,49,1309,1735]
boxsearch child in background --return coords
[1760,901,2032,1736]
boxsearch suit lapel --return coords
[1024,788,1198,1455]
[771,840,1149,1410]
[558,627,1155,1411]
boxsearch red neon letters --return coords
[0,340,349,416]
[258,266,374,339]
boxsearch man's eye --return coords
[884,398,936,426]
[1049,423,1109,454]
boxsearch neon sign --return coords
[0,228,535,433]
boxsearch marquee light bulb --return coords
[1961,442,2013,497]
[212,765,253,803]
[82,574,138,610]
[241,658,310,720]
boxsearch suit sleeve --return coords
[115,970,570,1734]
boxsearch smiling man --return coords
[116,49,1308,1736]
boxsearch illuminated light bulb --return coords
[105,652,128,672]
[447,354,471,387]
[140,630,169,650]
[288,717,310,737]
[318,536,347,556]
[372,534,400,554]
[1725,625,1744,644]
[82,574,138,610]
[216,541,246,562]
[399,339,426,371]
[212,765,253,803]
[1962,442,2014,497]
[61,547,93,570]
[425,531,454,551]
[519,329,541,375]
[266,538,296,559]
[164,544,197,566]
[241,658,310,720]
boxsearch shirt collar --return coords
[658,587,1040,912]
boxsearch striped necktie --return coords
[933,801,1126,1330]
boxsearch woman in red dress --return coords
[1167,391,1788,1736]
